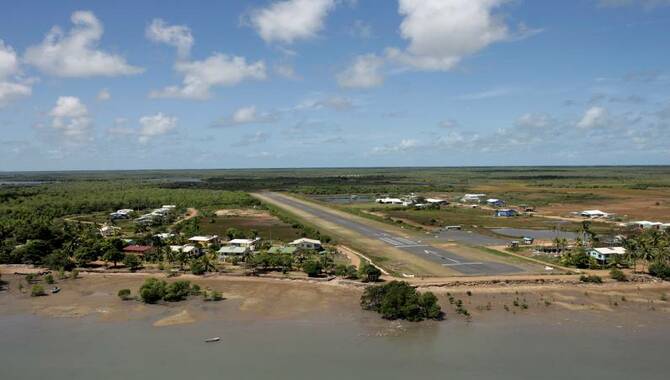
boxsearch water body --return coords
[1,313,668,380]
[491,228,580,240]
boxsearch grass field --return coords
[351,204,611,232]
[197,211,302,242]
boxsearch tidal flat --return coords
[1,272,670,380]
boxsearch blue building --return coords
[495,209,518,217]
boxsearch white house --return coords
[218,245,250,257]
[228,238,259,250]
[376,197,404,205]
[580,210,609,219]
[425,198,447,205]
[588,247,626,264]
[170,244,202,256]
[628,221,664,230]
[99,224,120,237]
[486,198,505,207]
[289,238,323,251]
[461,193,485,203]
[188,235,220,246]
[154,232,175,240]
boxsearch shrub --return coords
[44,274,55,284]
[648,262,670,280]
[203,289,223,301]
[164,280,192,302]
[579,274,603,284]
[71,270,79,279]
[360,281,443,321]
[31,285,46,297]
[139,278,167,303]
[190,284,202,295]
[359,262,382,283]
[123,254,142,272]
[190,259,205,275]
[117,288,132,300]
[302,260,322,277]
[334,264,358,279]
[609,268,627,282]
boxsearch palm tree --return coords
[200,253,218,273]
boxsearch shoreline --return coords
[3,263,666,291]
[2,264,670,328]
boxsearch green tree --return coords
[43,250,74,271]
[190,259,206,275]
[302,259,322,277]
[123,254,142,272]
[164,280,192,302]
[139,278,166,303]
[103,247,124,267]
[360,281,442,321]
[359,262,382,282]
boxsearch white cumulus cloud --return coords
[577,106,608,129]
[0,40,19,79]
[24,11,142,77]
[248,0,335,44]
[337,54,384,88]
[49,96,92,139]
[138,113,177,143]
[0,40,32,107]
[150,53,266,100]
[386,0,511,71]
[146,19,194,58]
[216,106,278,127]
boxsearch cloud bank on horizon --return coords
[1,0,669,170]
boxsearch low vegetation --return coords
[117,288,133,300]
[609,268,627,282]
[579,274,603,284]
[137,278,209,304]
[360,281,442,321]
[31,285,46,297]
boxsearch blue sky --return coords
[1,0,669,170]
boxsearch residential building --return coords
[227,238,259,250]
[218,246,249,257]
[461,193,485,203]
[495,209,518,217]
[170,244,202,257]
[188,235,220,246]
[588,247,626,264]
[289,238,323,251]
[99,224,120,237]
[486,198,505,207]
[375,197,404,205]
[580,210,609,218]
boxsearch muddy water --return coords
[1,311,668,380]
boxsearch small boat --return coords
[51,287,61,294]
[204,337,220,343]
